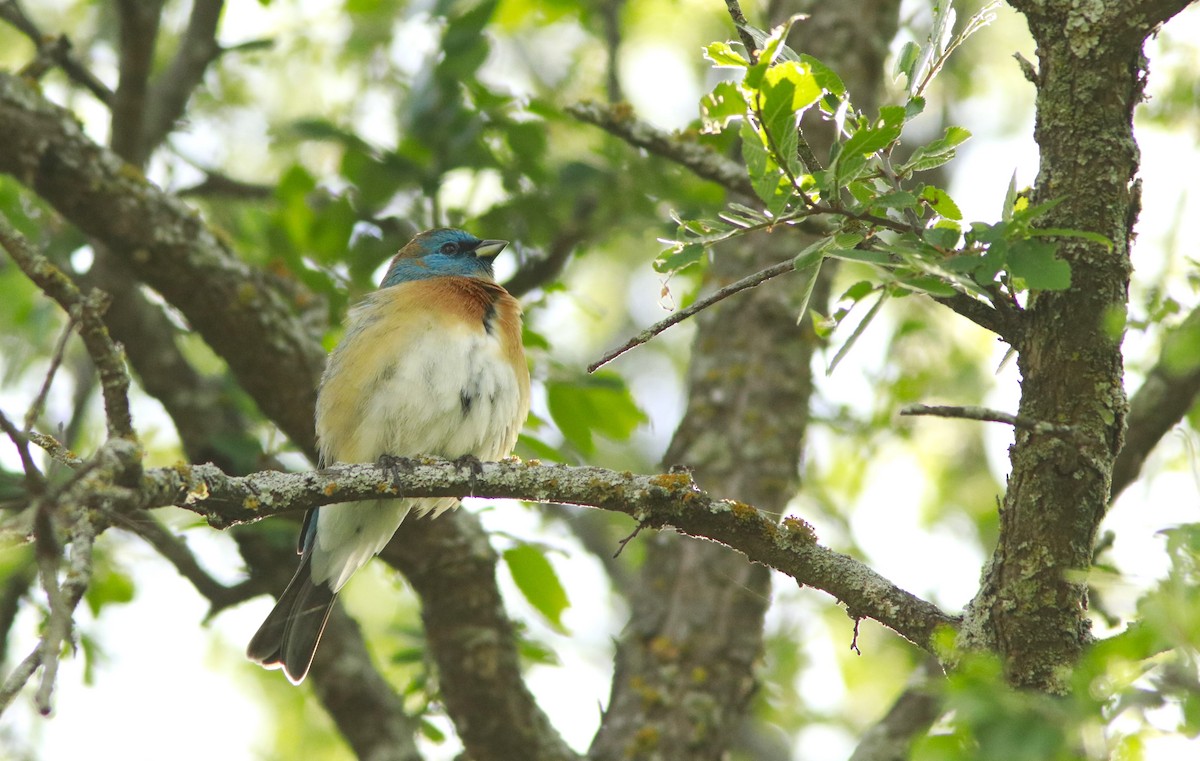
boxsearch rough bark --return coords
[964,0,1194,691]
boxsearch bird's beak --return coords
[474,239,508,259]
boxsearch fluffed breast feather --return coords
[315,275,530,472]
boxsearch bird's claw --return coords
[377,454,409,494]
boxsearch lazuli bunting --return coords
[247,228,531,683]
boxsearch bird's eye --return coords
[440,242,458,255]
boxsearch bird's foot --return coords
[454,454,484,497]
[377,453,409,495]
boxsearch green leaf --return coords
[740,120,787,208]
[503,544,570,632]
[654,241,707,273]
[874,190,919,211]
[833,124,901,187]
[920,185,963,220]
[704,41,749,68]
[894,40,921,84]
[1008,239,1072,290]
[700,81,746,134]
[900,126,971,174]
[546,373,648,455]
[799,54,845,96]
[1029,227,1113,250]
[923,224,961,250]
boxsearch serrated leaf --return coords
[920,185,962,220]
[700,81,746,134]
[654,241,707,273]
[879,104,907,128]
[900,126,972,175]
[1007,239,1072,290]
[828,247,894,265]
[503,544,570,632]
[895,274,959,297]
[799,54,845,95]
[894,41,921,84]
[874,190,919,211]
[704,41,749,68]
[922,225,961,250]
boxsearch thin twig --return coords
[900,403,1076,436]
[25,316,77,433]
[34,510,95,714]
[0,213,135,440]
[0,408,44,493]
[589,257,797,372]
[723,0,760,62]
[118,511,259,618]
[0,649,42,715]
[0,0,114,104]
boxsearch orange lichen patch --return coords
[726,500,759,520]
[323,482,338,496]
[648,473,693,491]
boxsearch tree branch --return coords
[589,256,798,372]
[1111,302,1200,501]
[143,0,225,153]
[382,509,580,761]
[141,458,959,654]
[0,0,114,104]
[0,71,326,455]
[0,212,134,441]
[566,101,758,198]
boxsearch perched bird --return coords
[247,228,530,683]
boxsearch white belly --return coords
[311,318,524,590]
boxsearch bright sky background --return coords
[3,2,1200,760]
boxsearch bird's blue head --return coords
[380,228,507,288]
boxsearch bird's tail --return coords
[246,552,336,685]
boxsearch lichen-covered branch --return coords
[0,213,133,441]
[139,457,958,653]
[0,71,325,454]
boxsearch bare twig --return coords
[0,409,44,493]
[0,0,114,104]
[900,403,1076,436]
[117,511,259,618]
[24,316,77,433]
[588,257,797,372]
[723,0,760,62]
[29,505,96,715]
[0,213,134,441]
[566,101,758,198]
[0,650,42,714]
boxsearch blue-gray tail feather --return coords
[246,549,336,684]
